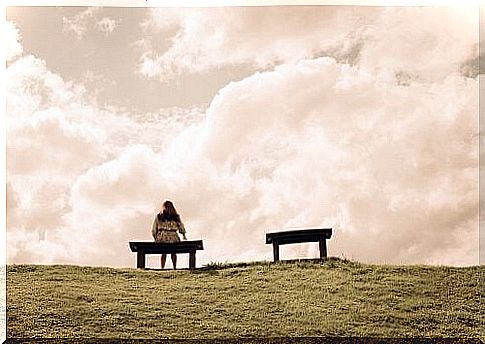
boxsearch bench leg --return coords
[319,238,327,259]
[189,250,196,270]
[137,251,146,269]
[272,242,280,262]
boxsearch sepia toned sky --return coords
[5,5,480,268]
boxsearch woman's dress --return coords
[152,215,186,243]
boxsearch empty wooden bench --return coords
[265,228,332,262]
[129,240,204,270]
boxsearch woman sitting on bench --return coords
[151,200,187,269]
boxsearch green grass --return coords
[6,258,484,339]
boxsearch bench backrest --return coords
[266,228,332,245]
[129,240,204,254]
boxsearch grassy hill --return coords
[6,258,483,339]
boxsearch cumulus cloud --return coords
[7,6,479,267]
[6,54,86,122]
[96,17,121,35]
[63,8,121,39]
[138,6,477,82]
[139,6,374,80]
[48,57,477,267]
[6,30,202,266]
[180,58,477,266]
[62,7,100,40]
[7,109,106,174]
[357,7,479,81]
[5,21,23,62]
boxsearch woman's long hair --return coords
[158,200,181,222]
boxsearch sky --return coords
[5,5,481,268]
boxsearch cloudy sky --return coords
[5,5,480,268]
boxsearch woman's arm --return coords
[151,217,158,240]
[178,221,187,240]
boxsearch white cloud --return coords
[62,7,100,40]
[62,8,122,39]
[97,17,120,35]
[5,21,23,62]
[6,55,87,122]
[139,6,371,80]
[139,6,477,82]
[357,7,478,81]
[5,40,203,266]
[183,57,478,265]
[7,108,106,175]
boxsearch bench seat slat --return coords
[129,240,204,253]
[141,247,201,254]
[266,228,332,244]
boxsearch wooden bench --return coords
[129,240,204,270]
[265,228,332,262]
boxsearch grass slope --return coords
[7,258,483,339]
